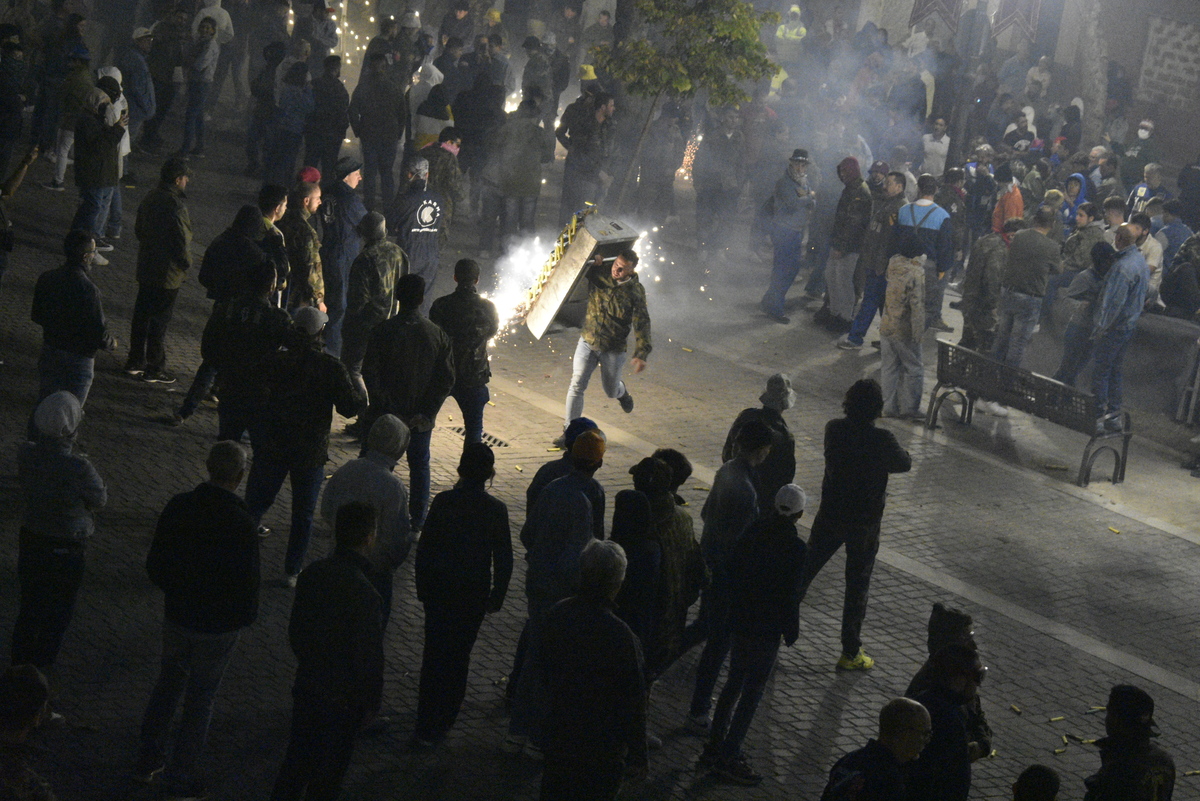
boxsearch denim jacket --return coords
[18,438,107,542]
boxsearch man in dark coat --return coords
[429,258,499,444]
[270,502,383,801]
[126,156,192,383]
[31,231,117,408]
[305,54,349,176]
[135,441,259,796]
[820,698,931,800]
[319,156,368,357]
[904,644,985,801]
[698,484,807,787]
[245,308,359,584]
[797,379,911,671]
[540,540,647,800]
[721,373,797,514]
[361,274,455,530]
[348,51,407,211]
[1084,684,1175,801]
[199,259,291,445]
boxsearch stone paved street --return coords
[2,125,1200,800]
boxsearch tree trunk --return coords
[612,91,663,212]
[1077,0,1108,148]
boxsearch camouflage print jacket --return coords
[582,264,652,360]
[278,206,325,308]
[344,240,408,340]
[960,232,1008,326]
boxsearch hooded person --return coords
[69,87,124,249]
[389,155,443,312]
[192,0,234,45]
[904,603,993,763]
[1062,172,1090,233]
[818,156,873,328]
[721,373,797,513]
[320,413,414,629]
[14,391,107,674]
[628,457,704,680]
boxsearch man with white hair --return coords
[320,414,414,630]
[390,155,444,313]
[540,540,648,799]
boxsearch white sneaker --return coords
[91,251,109,266]
[976,400,1009,417]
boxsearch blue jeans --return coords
[266,129,304,187]
[245,459,325,577]
[216,400,264,448]
[181,80,210,153]
[564,337,627,424]
[1040,270,1076,320]
[502,195,537,241]
[70,185,115,239]
[992,288,1042,369]
[847,270,887,344]
[451,384,490,443]
[178,361,218,419]
[760,226,805,318]
[139,622,240,786]
[710,633,779,761]
[558,162,601,227]
[407,428,433,530]
[689,563,731,716]
[37,345,95,406]
[360,137,398,210]
[103,182,122,238]
[1092,326,1136,415]
[12,530,86,669]
[880,336,923,417]
[1053,320,1093,386]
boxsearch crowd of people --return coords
[0,0,1192,798]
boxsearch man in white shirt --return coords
[921,117,949,178]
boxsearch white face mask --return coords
[1138,128,1151,140]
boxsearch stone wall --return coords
[1136,15,1200,110]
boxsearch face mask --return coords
[442,141,460,156]
[1138,128,1151,140]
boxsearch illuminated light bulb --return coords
[654,275,661,282]
[335,27,341,33]
[541,178,546,184]
[369,16,374,21]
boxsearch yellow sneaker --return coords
[836,648,875,671]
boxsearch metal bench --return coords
[924,339,1131,487]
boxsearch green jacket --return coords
[73,111,124,189]
[135,183,192,289]
[960,231,1007,326]
[344,239,408,339]
[59,63,94,128]
[1062,220,1106,275]
[582,264,652,360]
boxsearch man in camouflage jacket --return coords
[562,248,651,435]
[278,182,326,311]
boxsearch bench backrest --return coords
[935,339,1097,434]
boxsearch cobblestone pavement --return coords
[1,122,1199,800]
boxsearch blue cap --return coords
[563,416,598,449]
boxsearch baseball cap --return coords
[774,484,807,515]
[292,305,328,336]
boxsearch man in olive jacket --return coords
[561,248,651,438]
[126,157,193,383]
